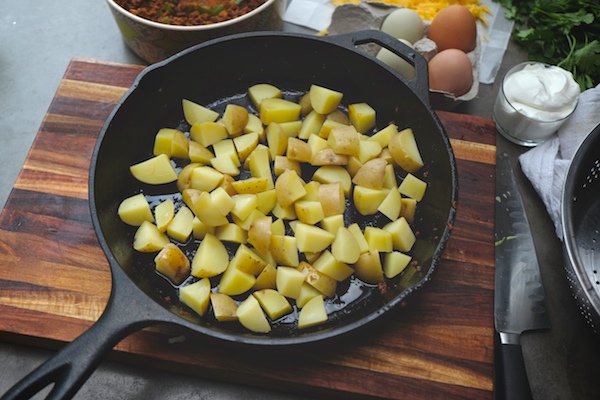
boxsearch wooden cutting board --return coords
[0,57,495,400]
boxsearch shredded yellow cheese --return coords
[330,0,492,24]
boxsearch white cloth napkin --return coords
[518,84,600,240]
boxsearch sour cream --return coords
[493,62,580,147]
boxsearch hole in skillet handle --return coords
[324,29,430,106]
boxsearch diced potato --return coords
[270,235,299,267]
[331,227,361,264]
[130,154,178,185]
[347,223,370,254]
[215,223,247,244]
[369,123,398,148]
[309,84,343,114]
[133,221,170,252]
[188,141,214,164]
[354,250,384,284]
[298,295,328,329]
[186,190,229,227]
[294,200,325,225]
[311,147,349,166]
[232,208,267,231]
[255,189,277,215]
[253,263,278,290]
[213,139,241,167]
[348,102,376,133]
[177,162,201,192]
[307,133,329,156]
[179,278,211,317]
[327,109,349,124]
[312,250,354,281]
[275,169,306,208]
[384,251,412,279]
[298,110,326,140]
[254,289,292,319]
[246,145,274,189]
[167,206,194,243]
[182,99,219,125]
[378,186,402,221]
[320,214,345,235]
[222,104,249,136]
[233,131,259,162]
[271,218,285,235]
[400,198,417,223]
[170,129,189,159]
[286,137,312,163]
[398,173,427,201]
[154,199,175,232]
[191,233,229,278]
[189,121,228,147]
[260,98,302,125]
[296,283,322,308]
[383,217,416,252]
[302,181,321,201]
[353,185,389,215]
[230,194,259,221]
[294,222,335,253]
[266,122,288,159]
[210,187,235,216]
[229,244,267,276]
[244,114,265,139]
[318,118,347,139]
[248,83,282,109]
[276,266,306,299]
[118,193,154,226]
[274,156,301,176]
[328,125,360,156]
[192,216,215,240]
[387,128,424,173]
[352,158,387,190]
[383,163,398,189]
[219,264,256,296]
[237,295,271,333]
[153,128,186,158]
[317,182,345,217]
[312,165,352,197]
[364,226,393,253]
[210,293,238,322]
[346,156,363,177]
[297,262,337,298]
[154,243,190,284]
[189,166,223,192]
[279,120,303,137]
[231,177,269,194]
[298,92,313,116]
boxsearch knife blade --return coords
[495,152,550,400]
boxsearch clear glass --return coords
[493,62,577,147]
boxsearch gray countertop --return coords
[1,1,600,399]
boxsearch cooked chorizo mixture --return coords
[115,0,268,26]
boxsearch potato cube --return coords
[219,264,256,296]
[320,214,345,235]
[298,295,328,329]
[302,181,321,201]
[399,173,427,201]
[296,262,337,298]
[270,235,299,267]
[298,110,326,140]
[256,189,277,215]
[130,154,178,185]
[327,109,349,124]
[244,114,264,137]
[247,145,274,189]
[298,92,313,116]
[231,177,269,194]
[353,185,389,215]
[312,165,352,197]
[328,125,360,156]
[384,251,412,279]
[309,84,343,114]
[364,226,393,253]
[177,162,201,193]
[331,227,361,264]
[182,99,219,125]
[280,120,303,137]
[296,283,322,308]
[294,222,335,253]
[276,266,306,299]
[192,217,215,240]
[210,293,238,322]
[294,200,325,225]
[118,193,154,226]
[188,141,215,164]
[189,121,228,147]
[318,118,347,139]
[383,217,416,252]
[352,158,387,190]
[230,194,258,221]
[275,169,306,208]
[191,233,229,278]
[369,123,398,148]
[215,223,247,244]
[254,289,292,319]
[210,187,235,216]
[387,128,424,173]
[349,102,376,133]
[247,216,272,256]
[286,137,312,163]
[213,139,241,167]
[248,83,282,109]
[266,122,288,159]
[186,190,229,227]
[229,244,267,276]
[400,198,417,223]
[222,104,249,136]
[154,198,174,232]
[260,98,302,125]
[312,250,354,281]
[383,163,398,189]
[154,243,190,284]
[231,208,267,231]
[179,278,211,317]
[347,223,370,254]
[133,221,170,252]
[311,147,349,166]
[167,206,194,243]
[189,166,224,192]
[307,134,329,158]
[274,156,301,176]
[253,263,278,290]
[377,186,402,221]
[233,132,259,163]
[153,128,188,158]
[236,295,271,333]
[354,250,384,284]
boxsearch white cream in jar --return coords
[493,62,580,147]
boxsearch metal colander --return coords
[562,122,600,334]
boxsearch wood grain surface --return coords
[0,58,495,400]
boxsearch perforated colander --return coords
[562,122,600,334]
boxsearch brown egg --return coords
[428,49,473,97]
[428,5,477,53]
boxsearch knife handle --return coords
[496,338,534,400]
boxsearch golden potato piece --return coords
[130,154,178,185]
[348,102,376,133]
[118,193,154,226]
[388,128,424,173]
[180,278,211,317]
[182,99,219,125]
[309,84,343,115]
[298,295,328,329]
[236,295,271,333]
[154,243,190,285]
[210,293,238,322]
[133,221,170,252]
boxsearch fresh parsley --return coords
[494,0,600,90]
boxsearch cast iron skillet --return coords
[3,30,458,400]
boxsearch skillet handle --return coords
[1,293,161,400]
[325,29,431,106]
